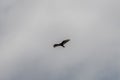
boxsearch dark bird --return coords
[53,39,70,48]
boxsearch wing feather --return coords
[61,39,70,45]
[53,44,60,48]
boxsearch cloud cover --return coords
[0,0,120,80]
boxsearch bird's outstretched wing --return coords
[53,44,60,48]
[61,39,70,45]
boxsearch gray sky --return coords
[0,0,120,80]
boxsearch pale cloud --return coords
[0,0,120,80]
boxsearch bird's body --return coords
[53,39,70,48]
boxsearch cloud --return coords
[0,0,120,80]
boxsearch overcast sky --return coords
[0,0,120,80]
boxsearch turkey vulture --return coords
[53,39,70,48]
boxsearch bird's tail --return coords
[62,45,65,48]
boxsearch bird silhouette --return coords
[53,39,70,48]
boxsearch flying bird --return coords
[53,39,70,48]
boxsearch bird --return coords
[53,39,70,48]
